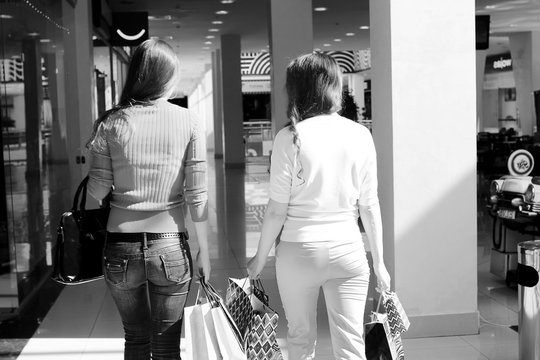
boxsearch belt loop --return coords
[142,233,148,250]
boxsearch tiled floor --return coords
[12,157,520,359]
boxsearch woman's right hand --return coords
[196,249,211,280]
[374,262,391,292]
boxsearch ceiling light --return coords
[206,35,215,39]
[334,38,342,42]
[485,5,496,9]
[27,32,40,36]
[204,41,212,45]
[167,36,173,40]
[92,35,98,40]
[346,32,355,36]
[323,43,331,47]
[221,0,235,3]
[208,28,220,32]
[212,20,223,25]
[0,14,13,19]
[314,7,327,12]
[148,15,172,20]
[314,48,321,51]
[360,25,369,30]
[40,38,51,43]
[215,10,228,15]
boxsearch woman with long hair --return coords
[87,39,210,359]
[247,52,391,360]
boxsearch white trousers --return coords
[276,240,370,360]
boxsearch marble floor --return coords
[9,157,520,359]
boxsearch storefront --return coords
[482,52,518,134]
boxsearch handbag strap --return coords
[72,176,89,212]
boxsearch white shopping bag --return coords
[184,287,221,360]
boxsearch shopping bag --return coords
[245,281,284,360]
[184,286,221,360]
[364,312,405,360]
[201,278,245,360]
[226,277,253,339]
[381,291,410,337]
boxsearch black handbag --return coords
[51,176,110,285]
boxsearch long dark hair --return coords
[285,52,343,180]
[87,39,180,150]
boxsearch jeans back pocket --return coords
[104,257,128,285]
[159,250,191,284]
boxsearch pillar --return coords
[62,0,94,191]
[370,0,478,337]
[269,0,313,132]
[220,34,244,168]
[212,49,224,158]
[509,32,540,135]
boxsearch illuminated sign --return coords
[111,12,149,47]
[485,53,513,73]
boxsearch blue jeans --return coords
[103,233,193,360]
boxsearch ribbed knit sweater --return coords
[87,99,207,222]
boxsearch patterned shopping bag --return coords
[226,277,253,339]
[381,291,410,337]
[245,282,284,360]
[365,312,405,360]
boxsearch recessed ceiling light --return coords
[92,35,98,40]
[148,15,172,20]
[360,25,370,30]
[206,35,215,39]
[212,20,223,25]
[0,14,13,19]
[346,32,355,36]
[40,38,51,43]
[215,10,228,15]
[314,7,327,12]
[221,0,235,3]
[334,38,342,42]
[314,48,321,51]
[204,41,212,45]
[485,5,496,9]
[27,32,40,36]
[167,36,173,40]
[323,43,331,47]
[208,28,220,32]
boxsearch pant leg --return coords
[146,239,193,360]
[276,241,326,360]
[322,241,370,360]
[104,242,151,360]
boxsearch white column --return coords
[212,49,224,158]
[370,0,478,337]
[269,0,313,132]
[62,0,94,189]
[220,35,244,168]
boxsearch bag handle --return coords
[72,176,89,212]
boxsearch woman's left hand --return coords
[247,255,266,279]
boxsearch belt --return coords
[106,231,189,243]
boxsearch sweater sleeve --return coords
[358,130,379,206]
[269,128,294,203]
[87,126,113,201]
[184,112,208,222]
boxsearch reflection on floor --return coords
[10,157,520,359]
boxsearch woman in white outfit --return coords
[247,52,391,360]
